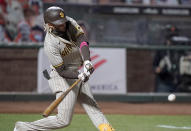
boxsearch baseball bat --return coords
[43,79,81,117]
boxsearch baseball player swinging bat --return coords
[13,7,114,131]
[43,78,81,117]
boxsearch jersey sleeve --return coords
[67,17,90,61]
[67,17,84,39]
[67,17,88,45]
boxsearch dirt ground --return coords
[0,101,191,115]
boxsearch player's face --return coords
[56,23,66,32]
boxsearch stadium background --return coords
[1,1,191,93]
[0,0,191,131]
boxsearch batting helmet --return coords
[44,6,67,26]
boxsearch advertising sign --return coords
[37,48,126,94]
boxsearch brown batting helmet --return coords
[44,6,67,26]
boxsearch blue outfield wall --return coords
[0,93,191,103]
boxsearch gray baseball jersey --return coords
[14,16,110,131]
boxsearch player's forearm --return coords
[77,35,91,61]
[55,66,78,79]
[80,43,90,61]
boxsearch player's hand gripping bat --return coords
[42,79,81,117]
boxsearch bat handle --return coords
[42,79,81,117]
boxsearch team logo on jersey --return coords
[60,12,65,18]
[61,44,72,57]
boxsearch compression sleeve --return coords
[79,40,90,61]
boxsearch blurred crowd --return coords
[0,0,44,44]
[0,0,190,44]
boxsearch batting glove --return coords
[84,60,94,75]
[78,72,89,82]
